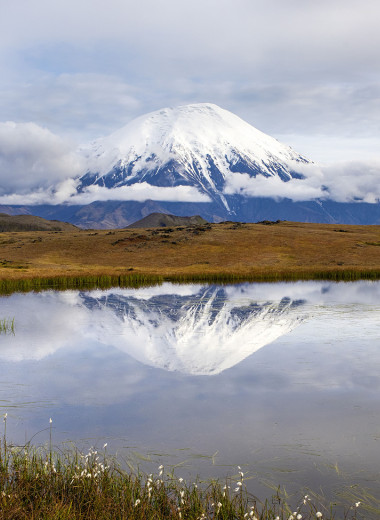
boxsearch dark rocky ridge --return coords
[126,212,207,228]
[0,213,78,232]
[0,198,379,229]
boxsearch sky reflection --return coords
[0,281,379,499]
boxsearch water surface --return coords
[0,281,379,502]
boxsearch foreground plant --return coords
[0,416,371,519]
[0,318,14,334]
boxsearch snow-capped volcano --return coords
[79,103,312,210]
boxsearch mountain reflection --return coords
[0,283,313,374]
[80,286,307,375]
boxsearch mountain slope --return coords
[0,213,78,232]
[79,103,311,211]
[126,212,207,228]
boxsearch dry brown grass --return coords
[0,221,379,283]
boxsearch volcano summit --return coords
[79,103,311,212]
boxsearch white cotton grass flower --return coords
[316,513,323,518]
[49,418,52,424]
[355,501,361,507]
[103,443,107,449]
[134,499,140,507]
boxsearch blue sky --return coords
[0,0,380,201]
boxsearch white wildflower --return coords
[134,499,140,507]
[316,513,323,519]
[355,501,361,507]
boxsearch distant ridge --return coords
[0,213,78,232]
[126,212,208,229]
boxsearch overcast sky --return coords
[1,0,380,201]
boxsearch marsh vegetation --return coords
[0,420,370,520]
[0,318,14,334]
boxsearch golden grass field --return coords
[0,221,379,288]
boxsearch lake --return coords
[0,280,379,504]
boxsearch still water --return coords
[0,281,379,500]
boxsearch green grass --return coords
[0,317,14,334]
[0,417,372,519]
[0,274,164,295]
[0,269,378,295]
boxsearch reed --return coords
[0,318,14,334]
[0,269,378,295]
[0,274,164,295]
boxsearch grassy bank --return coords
[0,435,369,520]
[0,221,379,293]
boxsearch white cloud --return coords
[224,161,380,203]
[0,180,211,206]
[0,122,84,194]
[68,183,211,204]
[224,171,325,202]
[316,161,380,203]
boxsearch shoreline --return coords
[0,269,379,295]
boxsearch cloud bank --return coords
[224,161,380,203]
[0,122,84,195]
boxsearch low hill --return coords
[126,212,208,228]
[0,213,78,232]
